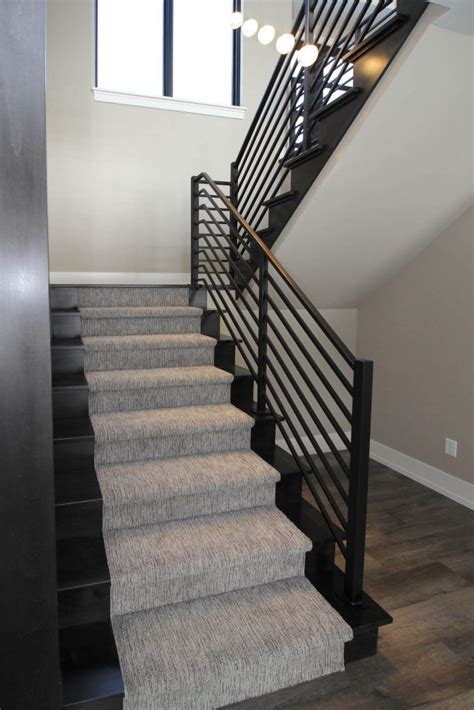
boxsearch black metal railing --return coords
[191,173,373,604]
[232,0,397,234]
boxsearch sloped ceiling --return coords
[273,12,473,308]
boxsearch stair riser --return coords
[58,583,110,629]
[52,347,84,376]
[81,317,202,337]
[84,347,215,372]
[89,383,231,415]
[95,428,251,466]
[51,313,81,339]
[50,285,207,309]
[231,374,253,413]
[53,387,89,419]
[101,484,276,531]
[214,339,235,372]
[56,500,103,540]
[201,309,220,338]
[109,550,306,617]
[54,439,95,475]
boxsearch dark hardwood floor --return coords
[231,459,474,709]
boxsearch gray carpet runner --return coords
[78,286,352,709]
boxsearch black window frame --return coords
[95,0,242,106]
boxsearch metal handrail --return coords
[191,172,373,603]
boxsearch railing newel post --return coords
[344,358,373,605]
[255,251,269,418]
[190,176,199,286]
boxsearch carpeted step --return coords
[91,403,254,465]
[83,333,216,372]
[78,286,191,308]
[87,365,233,414]
[97,450,280,529]
[80,306,202,336]
[105,506,312,615]
[112,576,353,709]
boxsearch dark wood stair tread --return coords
[52,337,84,350]
[53,373,88,390]
[262,190,298,208]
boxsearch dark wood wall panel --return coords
[0,2,61,708]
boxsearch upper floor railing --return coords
[232,0,398,233]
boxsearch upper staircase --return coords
[231,0,428,251]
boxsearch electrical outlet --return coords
[445,438,458,458]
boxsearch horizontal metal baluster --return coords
[274,417,348,555]
[239,0,342,210]
[266,306,352,422]
[237,7,306,171]
[263,373,348,529]
[266,272,354,377]
[265,357,349,507]
[238,87,305,207]
[308,0,362,112]
[199,233,261,314]
[265,334,351,477]
[309,0,372,115]
[265,321,351,454]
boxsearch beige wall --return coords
[46,0,292,275]
[357,206,474,484]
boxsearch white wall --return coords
[47,0,293,277]
[274,15,474,307]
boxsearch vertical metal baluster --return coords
[190,176,199,286]
[345,359,373,604]
[229,161,239,279]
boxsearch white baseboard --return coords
[277,431,350,457]
[49,272,190,285]
[276,432,473,510]
[370,440,474,510]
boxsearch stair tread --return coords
[97,450,279,507]
[86,365,233,392]
[113,577,352,707]
[91,403,254,442]
[52,372,88,389]
[82,332,216,351]
[262,190,297,207]
[80,306,202,319]
[104,506,311,579]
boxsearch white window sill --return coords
[93,88,247,120]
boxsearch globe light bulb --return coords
[258,24,276,45]
[242,18,258,38]
[276,33,296,55]
[297,43,319,67]
[230,11,243,30]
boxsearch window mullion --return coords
[163,0,173,96]
[232,0,242,106]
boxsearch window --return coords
[96,0,242,112]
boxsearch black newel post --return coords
[344,359,373,604]
[190,176,199,286]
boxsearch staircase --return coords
[51,1,430,707]
[231,0,428,251]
